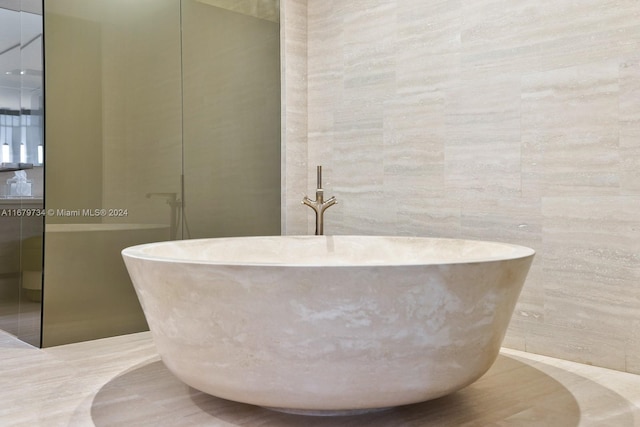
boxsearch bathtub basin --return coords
[122,235,534,414]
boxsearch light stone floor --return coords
[1,330,640,426]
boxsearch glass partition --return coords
[182,0,281,238]
[42,0,182,346]
[40,0,280,347]
[0,1,44,347]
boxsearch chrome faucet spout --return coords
[146,192,177,204]
[302,166,337,235]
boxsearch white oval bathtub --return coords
[122,235,534,415]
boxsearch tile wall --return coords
[282,0,640,373]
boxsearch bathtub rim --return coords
[121,235,535,268]
[45,223,170,233]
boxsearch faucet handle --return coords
[302,165,337,235]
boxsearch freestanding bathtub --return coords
[122,235,534,415]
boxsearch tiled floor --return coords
[1,330,640,426]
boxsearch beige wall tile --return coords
[521,63,620,196]
[395,196,461,238]
[627,320,640,373]
[282,0,308,234]
[282,0,640,373]
[445,75,522,198]
[619,56,640,195]
[541,196,640,335]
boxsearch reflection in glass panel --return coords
[182,0,281,238]
[28,0,280,347]
[0,3,44,347]
[42,0,182,346]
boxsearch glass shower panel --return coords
[0,1,44,347]
[42,0,182,346]
[181,0,281,238]
[39,0,280,347]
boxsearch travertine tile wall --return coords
[281,0,309,234]
[282,0,640,373]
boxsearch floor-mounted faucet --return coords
[146,192,181,240]
[302,165,337,235]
